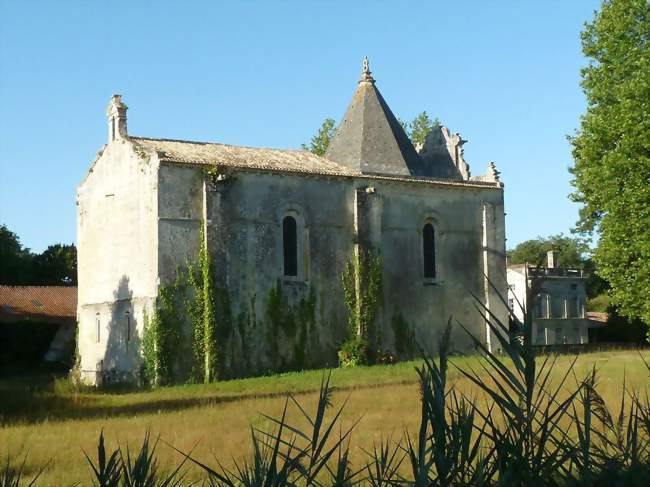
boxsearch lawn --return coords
[1,350,649,484]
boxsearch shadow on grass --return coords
[0,365,417,425]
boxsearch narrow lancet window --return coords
[423,223,436,278]
[125,311,131,342]
[283,216,298,277]
[96,313,101,343]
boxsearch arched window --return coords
[283,215,298,277]
[423,223,436,278]
[96,313,101,343]
[125,311,131,342]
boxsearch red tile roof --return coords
[586,311,608,324]
[0,286,77,323]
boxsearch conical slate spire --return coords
[325,58,422,176]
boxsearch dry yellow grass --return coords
[1,350,648,484]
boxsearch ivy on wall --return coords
[341,249,383,342]
[340,248,383,366]
[141,271,185,385]
[265,280,317,371]
[391,310,416,358]
[141,225,228,385]
[200,234,218,383]
[139,212,323,384]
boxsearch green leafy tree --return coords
[398,112,441,146]
[508,234,608,299]
[301,118,336,156]
[32,244,77,285]
[0,224,33,284]
[307,112,442,156]
[507,234,590,269]
[408,111,441,147]
[569,0,650,324]
[0,224,77,285]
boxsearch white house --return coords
[507,251,598,345]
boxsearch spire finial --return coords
[359,57,375,84]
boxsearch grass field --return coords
[1,350,649,484]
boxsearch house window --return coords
[283,215,298,277]
[534,294,548,318]
[555,326,563,344]
[550,296,565,319]
[96,313,101,343]
[536,325,546,345]
[423,223,436,278]
[125,311,131,342]
[508,298,515,312]
[573,326,581,344]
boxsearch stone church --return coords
[77,60,507,384]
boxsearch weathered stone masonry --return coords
[76,60,508,384]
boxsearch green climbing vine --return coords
[203,164,236,186]
[265,281,317,371]
[186,261,204,382]
[391,309,416,358]
[200,233,218,383]
[141,223,229,385]
[339,248,383,366]
[141,271,185,385]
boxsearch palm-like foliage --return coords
[84,430,186,487]
[1,453,48,487]
[174,373,361,486]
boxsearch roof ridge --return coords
[129,136,310,155]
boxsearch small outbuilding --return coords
[0,285,77,365]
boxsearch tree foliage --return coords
[507,234,590,269]
[398,111,441,147]
[32,244,77,285]
[569,0,650,324]
[409,111,441,147]
[0,224,33,285]
[508,234,608,298]
[0,223,77,285]
[305,112,441,156]
[301,118,336,156]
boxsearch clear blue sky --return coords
[0,0,600,253]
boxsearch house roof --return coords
[129,135,501,189]
[0,286,77,323]
[130,136,357,176]
[586,311,607,324]
[324,58,422,176]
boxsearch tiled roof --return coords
[129,137,501,189]
[130,137,357,176]
[0,286,77,322]
[586,311,607,324]
[324,67,421,176]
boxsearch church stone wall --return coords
[76,141,159,383]
[154,166,506,377]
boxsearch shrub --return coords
[337,337,369,367]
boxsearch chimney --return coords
[106,94,128,142]
[547,250,559,269]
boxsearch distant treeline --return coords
[0,223,76,285]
